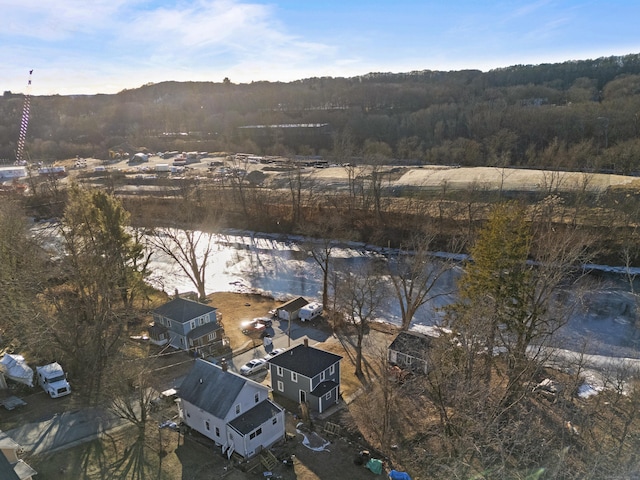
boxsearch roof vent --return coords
[199,378,203,384]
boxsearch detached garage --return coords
[275,296,308,321]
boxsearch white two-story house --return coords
[177,359,285,459]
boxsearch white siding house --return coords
[178,359,285,459]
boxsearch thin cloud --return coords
[111,1,336,76]
[2,0,132,39]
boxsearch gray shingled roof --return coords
[153,297,217,324]
[178,359,246,418]
[388,331,434,359]
[267,344,341,378]
[228,399,283,435]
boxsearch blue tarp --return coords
[389,470,412,480]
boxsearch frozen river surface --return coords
[146,229,640,360]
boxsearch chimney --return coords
[304,338,309,348]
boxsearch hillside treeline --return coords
[3,54,640,172]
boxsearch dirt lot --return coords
[12,292,396,480]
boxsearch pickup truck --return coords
[36,362,71,398]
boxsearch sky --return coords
[2,0,640,96]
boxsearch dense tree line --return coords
[3,54,640,173]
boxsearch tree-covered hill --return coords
[3,53,640,172]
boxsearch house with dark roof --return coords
[148,297,228,356]
[388,331,435,374]
[0,430,37,480]
[267,339,342,413]
[275,296,308,321]
[177,359,285,459]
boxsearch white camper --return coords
[36,362,71,398]
[298,302,323,321]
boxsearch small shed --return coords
[275,297,308,321]
[388,331,434,374]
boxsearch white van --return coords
[299,302,323,321]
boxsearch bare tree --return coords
[336,263,386,377]
[105,361,160,480]
[348,344,402,453]
[362,140,393,221]
[387,232,457,331]
[302,218,350,310]
[226,156,250,218]
[285,161,319,226]
[107,363,156,436]
[343,163,366,217]
[147,227,215,301]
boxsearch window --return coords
[167,319,172,328]
[235,404,241,415]
[325,392,332,400]
[277,381,284,392]
[291,372,298,382]
[272,417,277,425]
[208,332,216,341]
[276,366,283,377]
[398,353,413,366]
[254,392,260,403]
[190,320,195,330]
[199,317,205,325]
[215,426,220,437]
[320,371,326,381]
[249,427,263,440]
[205,420,210,431]
[329,364,335,375]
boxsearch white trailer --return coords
[36,362,71,398]
[298,302,323,321]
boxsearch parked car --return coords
[253,316,273,328]
[242,319,267,336]
[240,358,268,376]
[264,348,286,360]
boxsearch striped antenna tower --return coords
[15,69,33,165]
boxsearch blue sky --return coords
[2,0,640,95]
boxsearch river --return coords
[144,229,640,360]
